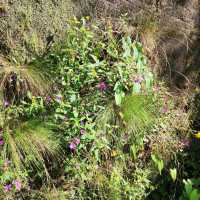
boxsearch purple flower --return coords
[13,180,22,191]
[97,81,107,92]
[74,138,80,145]
[3,100,9,108]
[80,129,85,135]
[69,137,81,151]
[45,96,52,104]
[161,105,168,113]
[134,76,144,84]
[179,139,190,148]
[0,139,4,146]
[55,95,62,103]
[4,184,12,192]
[69,142,76,151]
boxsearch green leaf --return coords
[70,94,76,102]
[157,160,164,175]
[130,144,137,160]
[114,81,125,106]
[115,91,125,106]
[122,36,132,58]
[190,189,200,200]
[73,109,79,118]
[151,154,164,175]
[145,72,153,91]
[151,154,157,163]
[133,44,139,60]
[170,168,177,182]
[184,179,193,196]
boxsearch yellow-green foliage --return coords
[122,94,156,133]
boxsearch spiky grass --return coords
[2,120,63,182]
[121,94,156,134]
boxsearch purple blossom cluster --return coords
[80,129,85,135]
[97,81,107,92]
[55,94,63,103]
[4,180,22,192]
[133,75,144,84]
[45,96,52,104]
[69,137,80,151]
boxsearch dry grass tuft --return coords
[0,56,50,103]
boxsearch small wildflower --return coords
[134,75,144,84]
[161,105,168,113]
[13,180,22,191]
[69,137,81,151]
[45,96,52,104]
[0,139,4,146]
[4,184,12,192]
[3,100,9,108]
[111,150,118,157]
[80,129,85,135]
[80,121,85,126]
[55,95,62,103]
[194,132,200,139]
[97,81,107,92]
[74,138,80,145]
[69,142,76,151]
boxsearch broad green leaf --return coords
[73,109,79,118]
[151,154,164,175]
[70,94,76,102]
[184,179,193,196]
[151,154,157,164]
[157,160,164,175]
[145,72,153,91]
[190,189,200,200]
[170,168,177,182]
[115,91,125,106]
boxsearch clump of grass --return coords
[0,57,50,103]
[2,120,63,182]
[121,94,156,133]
